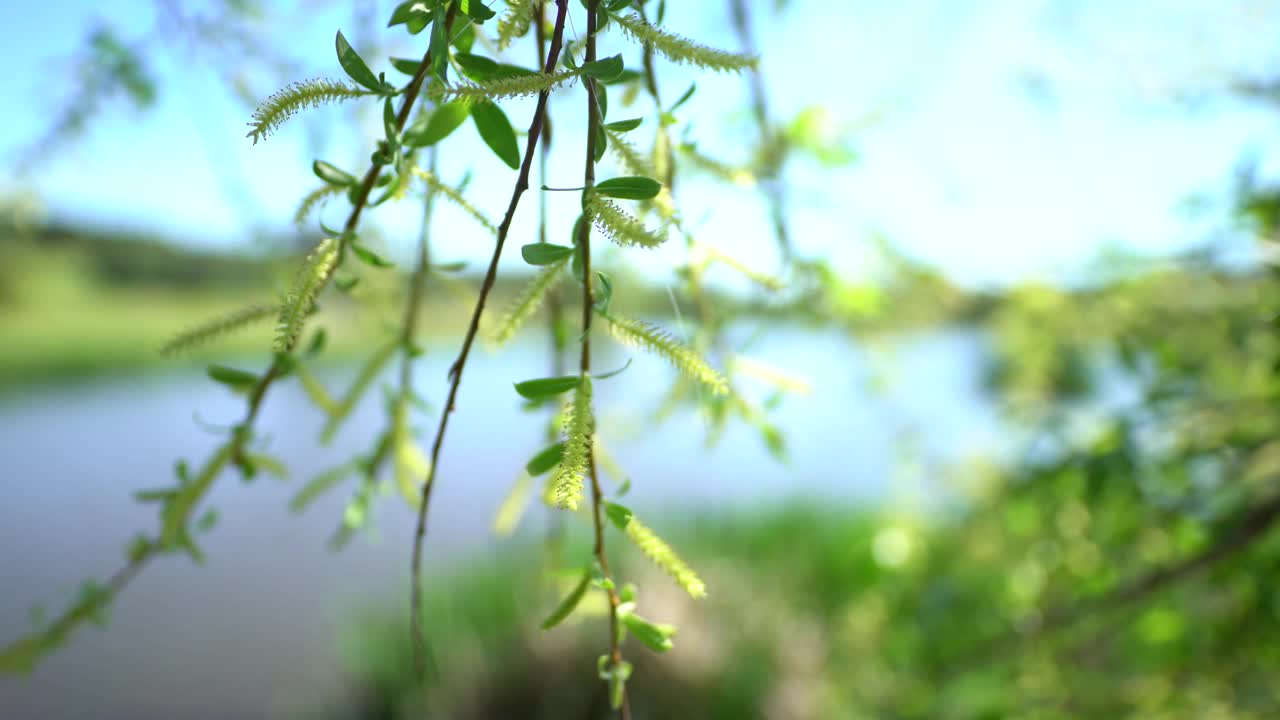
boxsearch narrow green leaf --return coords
[313,160,357,187]
[526,442,564,476]
[207,364,257,390]
[460,0,496,22]
[290,462,356,513]
[582,53,625,81]
[389,57,421,76]
[405,101,471,147]
[428,10,450,82]
[670,83,696,112]
[382,96,397,142]
[604,118,643,132]
[540,568,591,629]
[455,53,537,82]
[451,22,477,52]
[514,375,581,400]
[335,274,359,293]
[604,501,633,530]
[471,101,521,169]
[134,489,176,503]
[608,659,633,709]
[351,243,394,268]
[595,271,614,313]
[388,1,433,34]
[335,30,385,93]
[593,120,608,163]
[593,357,631,381]
[196,508,219,532]
[521,243,574,265]
[621,612,675,652]
[595,176,661,200]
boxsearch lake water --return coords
[0,328,1004,718]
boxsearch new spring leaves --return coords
[4,5,763,717]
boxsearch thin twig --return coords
[409,0,571,679]
[728,0,792,262]
[578,3,629,717]
[537,0,569,570]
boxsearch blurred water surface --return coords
[0,327,1001,718]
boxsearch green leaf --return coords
[594,176,661,200]
[471,101,521,169]
[207,364,258,390]
[522,243,574,265]
[351,243,394,268]
[455,53,538,83]
[428,9,450,83]
[451,22,477,52]
[583,53,625,81]
[335,30,385,93]
[291,462,357,513]
[669,83,696,113]
[604,501,633,530]
[593,357,631,381]
[306,328,328,357]
[594,111,608,163]
[526,442,564,476]
[540,568,591,629]
[313,160,357,187]
[606,658,633,709]
[460,0,496,22]
[134,488,176,503]
[455,52,500,81]
[335,273,359,293]
[595,271,613,313]
[196,508,219,532]
[382,96,397,142]
[514,375,581,400]
[388,1,433,34]
[405,101,470,147]
[604,118,643,132]
[388,57,421,76]
[621,611,675,652]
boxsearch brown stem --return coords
[409,0,571,679]
[535,0,569,568]
[578,3,629,717]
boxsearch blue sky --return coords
[4,0,1280,287]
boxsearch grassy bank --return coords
[310,502,1280,719]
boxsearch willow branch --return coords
[579,4,629,717]
[536,0,570,567]
[409,0,571,678]
[0,24,450,674]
